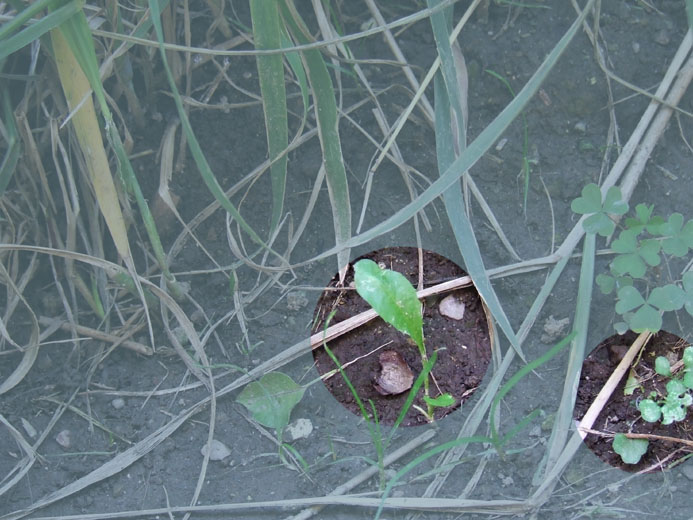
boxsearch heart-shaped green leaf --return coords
[602,186,628,215]
[583,212,614,237]
[638,239,661,266]
[596,273,615,295]
[612,253,646,278]
[615,286,645,314]
[354,259,424,352]
[654,356,671,377]
[612,229,638,254]
[683,346,693,369]
[571,183,602,214]
[648,284,685,312]
[236,372,305,431]
[629,304,661,333]
[682,272,693,316]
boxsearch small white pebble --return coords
[55,429,71,449]
[201,439,231,461]
[285,418,313,442]
[112,398,125,409]
[439,294,466,320]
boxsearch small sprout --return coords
[354,259,453,421]
[613,433,649,465]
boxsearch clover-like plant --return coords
[572,184,693,464]
[572,184,693,333]
[353,259,454,421]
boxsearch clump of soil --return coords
[311,247,492,426]
[574,330,693,472]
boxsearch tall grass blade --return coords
[0,0,81,61]
[50,28,132,264]
[281,0,351,280]
[0,87,20,197]
[489,331,576,451]
[308,0,597,277]
[250,0,288,233]
[55,8,181,292]
[148,0,280,262]
[429,0,522,356]
[539,233,594,480]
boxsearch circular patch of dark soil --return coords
[574,330,693,472]
[311,247,491,426]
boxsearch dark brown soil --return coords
[311,247,491,426]
[574,330,693,472]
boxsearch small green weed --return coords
[353,259,454,421]
[236,372,306,465]
[572,183,693,333]
[638,346,693,425]
[572,183,693,464]
[614,346,693,464]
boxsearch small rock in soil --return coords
[111,398,125,409]
[201,439,231,461]
[287,291,309,311]
[374,350,414,395]
[55,429,71,449]
[285,418,313,442]
[541,315,570,343]
[439,294,466,320]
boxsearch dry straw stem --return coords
[577,331,653,440]
[579,428,693,450]
[37,316,152,356]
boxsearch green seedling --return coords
[236,372,306,463]
[353,259,454,422]
[615,346,693,465]
[638,346,693,425]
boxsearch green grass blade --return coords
[374,435,492,520]
[0,0,81,61]
[308,0,597,268]
[148,0,280,261]
[540,233,594,479]
[55,7,178,289]
[489,331,576,451]
[430,0,522,357]
[280,0,351,278]
[250,0,288,233]
[0,86,20,197]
